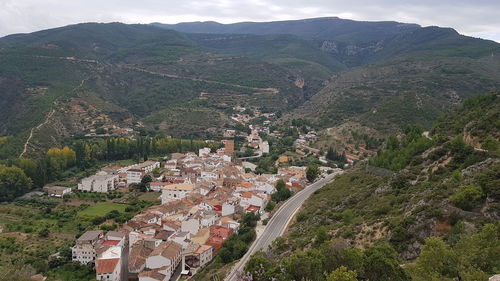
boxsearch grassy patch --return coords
[77,202,129,218]
[138,192,161,202]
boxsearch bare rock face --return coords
[320,41,338,53]
[345,45,363,56]
[399,240,422,260]
[294,78,305,88]
[461,158,499,179]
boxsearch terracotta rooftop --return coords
[77,230,103,243]
[241,191,253,198]
[129,243,153,272]
[96,258,120,274]
[138,269,167,281]
[246,205,261,212]
[150,241,182,260]
[102,240,120,246]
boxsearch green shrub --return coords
[265,201,276,212]
[450,185,484,211]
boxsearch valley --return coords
[0,16,499,281]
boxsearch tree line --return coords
[0,136,220,202]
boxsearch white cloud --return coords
[0,0,498,42]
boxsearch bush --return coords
[265,201,276,212]
[271,180,291,203]
[450,185,484,211]
[296,211,308,222]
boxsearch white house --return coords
[96,244,123,281]
[126,161,161,184]
[72,230,104,265]
[150,182,170,192]
[222,201,236,217]
[237,192,267,210]
[138,267,172,281]
[127,169,145,184]
[43,185,72,197]
[260,141,270,154]
[181,219,200,235]
[254,182,276,194]
[161,183,195,203]
[184,244,213,274]
[145,241,182,270]
[135,161,161,173]
[164,159,177,170]
[200,171,218,181]
[168,232,191,249]
[78,172,119,193]
[96,258,121,281]
[198,147,211,157]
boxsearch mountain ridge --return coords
[0,18,499,159]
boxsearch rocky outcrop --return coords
[461,158,499,179]
[320,41,339,53]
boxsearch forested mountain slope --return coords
[243,93,500,281]
[156,18,500,133]
[1,18,500,159]
[0,23,306,158]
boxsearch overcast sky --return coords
[1,0,499,42]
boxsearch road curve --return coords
[224,172,340,281]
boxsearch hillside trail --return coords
[33,55,280,94]
[121,65,280,94]
[19,78,87,158]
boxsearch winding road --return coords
[224,172,341,281]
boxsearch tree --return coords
[265,201,276,212]
[240,213,260,228]
[38,227,50,238]
[0,165,32,202]
[138,175,153,192]
[315,226,329,245]
[326,266,358,281]
[410,237,458,281]
[327,147,336,161]
[362,244,410,281]
[271,180,291,203]
[450,185,484,211]
[283,249,326,281]
[306,164,320,182]
[387,135,400,150]
[245,254,273,281]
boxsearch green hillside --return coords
[243,93,500,281]
[0,23,305,158]
[289,55,500,133]
[153,17,421,44]
[1,18,500,159]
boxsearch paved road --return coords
[224,172,340,281]
[237,150,263,160]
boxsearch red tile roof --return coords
[96,258,120,274]
[102,240,120,246]
[241,192,252,198]
[210,225,233,239]
[246,205,261,212]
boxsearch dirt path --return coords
[19,108,56,158]
[33,55,279,94]
[122,65,280,94]
[19,78,87,158]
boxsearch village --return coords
[25,105,353,281]
[64,134,341,281]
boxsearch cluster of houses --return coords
[70,145,319,281]
[77,161,161,193]
[72,230,126,281]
